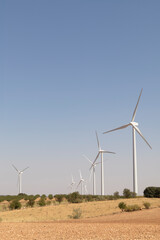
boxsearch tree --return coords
[123,188,132,198]
[113,191,120,199]
[9,200,22,210]
[48,194,53,200]
[26,198,35,208]
[144,187,157,198]
[41,194,47,200]
[38,197,46,206]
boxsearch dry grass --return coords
[0,197,160,222]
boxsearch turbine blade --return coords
[22,167,29,172]
[83,155,92,164]
[79,170,82,179]
[91,152,100,169]
[133,126,152,149]
[102,151,116,154]
[71,175,75,184]
[95,131,100,149]
[103,124,130,134]
[131,88,143,121]
[95,161,101,165]
[77,180,81,189]
[12,164,18,172]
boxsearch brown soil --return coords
[0,208,160,240]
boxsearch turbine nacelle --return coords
[130,122,139,127]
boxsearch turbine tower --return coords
[77,170,85,195]
[69,175,75,192]
[92,131,115,196]
[83,155,100,195]
[103,89,152,195]
[12,164,29,194]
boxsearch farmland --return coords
[0,198,160,239]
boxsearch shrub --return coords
[143,202,151,209]
[41,194,47,200]
[125,204,141,212]
[34,194,40,200]
[38,198,46,207]
[118,202,127,211]
[9,200,22,210]
[123,189,132,198]
[54,194,66,203]
[26,198,35,208]
[67,192,82,203]
[114,191,120,199]
[48,194,53,200]
[69,208,82,219]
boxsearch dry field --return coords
[0,198,160,239]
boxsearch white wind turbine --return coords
[83,155,100,195]
[12,164,29,194]
[77,170,85,195]
[103,89,152,195]
[84,184,88,195]
[92,131,115,196]
[69,175,75,192]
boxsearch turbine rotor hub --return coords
[130,121,139,127]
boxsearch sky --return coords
[1,0,160,196]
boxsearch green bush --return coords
[123,189,131,198]
[48,194,53,200]
[144,187,157,198]
[69,208,82,219]
[114,191,120,199]
[38,198,46,207]
[67,192,82,203]
[54,194,66,203]
[143,202,151,209]
[125,204,141,212]
[9,200,22,210]
[34,194,40,200]
[118,202,127,211]
[41,194,47,200]
[155,188,160,198]
[26,198,35,208]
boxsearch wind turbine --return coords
[92,131,115,196]
[12,164,29,194]
[83,154,100,195]
[84,184,88,195]
[69,175,75,192]
[77,170,85,195]
[103,89,152,195]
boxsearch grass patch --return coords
[69,208,82,219]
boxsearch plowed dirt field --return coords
[0,208,160,240]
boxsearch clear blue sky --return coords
[1,0,160,195]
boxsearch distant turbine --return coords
[92,131,115,196]
[103,89,152,195]
[12,164,29,194]
[69,175,75,192]
[84,184,88,195]
[83,155,100,195]
[77,170,85,195]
